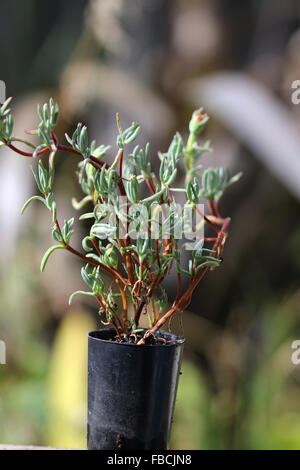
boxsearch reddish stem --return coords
[7,141,51,157]
[208,199,217,217]
[214,199,221,218]
[195,206,219,233]
[146,178,156,195]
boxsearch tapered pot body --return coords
[87,328,185,450]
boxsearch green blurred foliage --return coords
[171,292,300,450]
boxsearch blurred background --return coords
[0,0,300,450]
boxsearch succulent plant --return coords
[0,98,241,344]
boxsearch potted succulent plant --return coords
[0,97,241,449]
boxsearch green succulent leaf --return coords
[167,133,183,170]
[85,253,103,264]
[91,223,116,239]
[52,225,64,243]
[118,122,140,148]
[33,144,47,158]
[40,245,65,272]
[104,245,118,269]
[61,218,74,244]
[69,290,95,305]
[69,123,90,158]
[36,98,59,147]
[201,168,242,200]
[186,177,200,204]
[79,212,95,220]
[81,265,94,289]
[125,177,140,203]
[31,160,53,195]
[0,97,12,115]
[195,259,221,274]
[21,196,47,214]
[92,144,110,159]
[131,143,151,178]
[94,164,108,194]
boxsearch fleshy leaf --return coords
[21,196,47,214]
[40,245,65,272]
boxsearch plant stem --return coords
[138,216,231,343]
[117,280,128,326]
[6,140,51,157]
[208,199,217,217]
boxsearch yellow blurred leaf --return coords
[46,309,95,449]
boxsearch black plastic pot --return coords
[87,328,185,450]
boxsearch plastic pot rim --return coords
[88,328,186,348]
